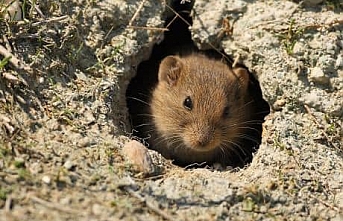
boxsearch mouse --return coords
[143,53,267,168]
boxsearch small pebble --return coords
[29,162,43,174]
[92,204,103,216]
[335,55,343,68]
[294,203,306,213]
[83,111,96,125]
[292,42,304,56]
[309,67,329,85]
[39,77,44,83]
[273,99,286,111]
[63,160,75,170]
[42,175,51,184]
[122,140,155,175]
[259,205,268,213]
[60,197,72,205]
[302,92,320,107]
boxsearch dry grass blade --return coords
[127,0,167,31]
[128,0,148,27]
[29,195,81,214]
[308,194,341,213]
[30,15,68,27]
[2,72,20,83]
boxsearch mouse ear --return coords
[158,56,183,86]
[232,67,249,90]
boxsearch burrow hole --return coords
[125,1,270,168]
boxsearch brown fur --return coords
[149,54,255,167]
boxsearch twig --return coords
[232,54,240,68]
[29,195,80,214]
[127,26,169,31]
[304,105,340,152]
[253,18,343,33]
[127,0,167,31]
[122,185,177,221]
[300,18,343,30]
[33,3,45,19]
[208,42,233,64]
[164,3,191,27]
[128,0,148,27]
[5,195,12,211]
[127,0,169,31]
[308,194,341,213]
[31,15,69,27]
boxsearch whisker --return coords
[235,134,260,144]
[137,92,151,99]
[127,96,150,106]
[136,113,154,117]
[220,142,245,163]
[134,123,152,128]
[221,138,248,156]
[236,126,261,133]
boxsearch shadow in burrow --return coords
[125,0,270,168]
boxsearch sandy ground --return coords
[0,0,342,220]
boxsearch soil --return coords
[0,0,342,221]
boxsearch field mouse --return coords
[144,53,267,167]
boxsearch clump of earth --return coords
[0,0,342,220]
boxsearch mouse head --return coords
[151,55,252,154]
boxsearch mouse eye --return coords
[223,106,230,118]
[183,96,193,110]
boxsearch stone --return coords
[42,175,51,184]
[309,67,330,85]
[63,160,75,171]
[122,140,155,175]
[273,99,286,111]
[2,0,22,21]
[335,55,343,68]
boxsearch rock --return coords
[301,92,320,108]
[60,197,72,205]
[332,214,343,221]
[325,42,337,55]
[259,205,268,213]
[83,110,96,126]
[42,175,51,184]
[292,41,305,56]
[122,140,155,175]
[29,162,43,174]
[2,0,22,21]
[63,160,75,171]
[191,0,247,49]
[294,203,306,213]
[309,67,330,85]
[77,137,96,148]
[273,99,286,111]
[317,55,336,73]
[335,55,343,68]
[92,204,103,216]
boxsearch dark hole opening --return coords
[126,1,270,168]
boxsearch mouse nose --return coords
[196,126,214,147]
